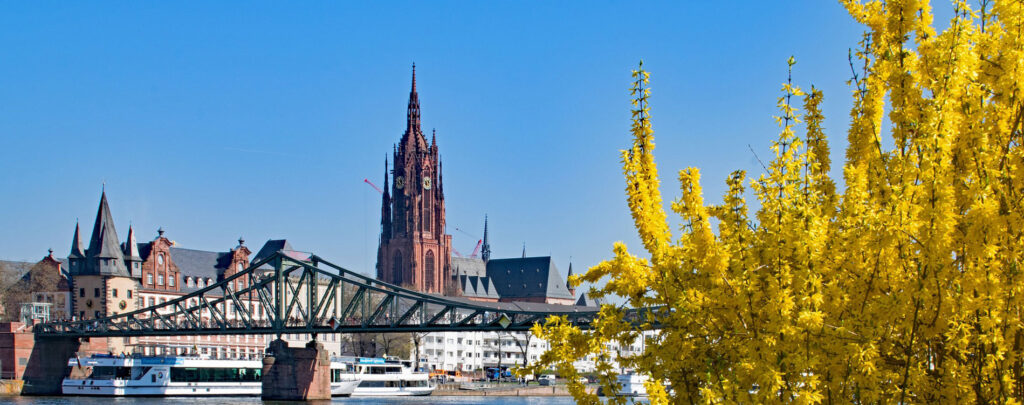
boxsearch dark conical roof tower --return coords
[81,190,130,277]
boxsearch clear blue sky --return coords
[0,2,952,280]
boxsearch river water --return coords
[0,397,579,405]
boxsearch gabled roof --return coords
[575,292,605,308]
[485,256,573,300]
[253,239,294,264]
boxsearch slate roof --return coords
[451,257,499,300]
[168,247,232,280]
[75,192,130,277]
[575,292,605,307]
[253,239,294,265]
[485,256,574,300]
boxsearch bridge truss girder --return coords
[35,250,629,338]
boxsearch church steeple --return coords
[401,64,427,151]
[377,65,451,295]
[481,215,491,261]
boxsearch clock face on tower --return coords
[422,176,432,190]
[396,176,405,189]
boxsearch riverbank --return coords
[434,384,593,396]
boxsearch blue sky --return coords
[0,2,947,282]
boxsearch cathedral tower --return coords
[376,66,452,294]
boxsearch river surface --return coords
[0,397,581,405]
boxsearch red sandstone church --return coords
[375,67,599,307]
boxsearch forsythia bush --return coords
[523,1,1024,403]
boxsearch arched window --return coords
[425,250,436,291]
[393,251,403,285]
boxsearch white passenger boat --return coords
[63,354,360,397]
[334,356,433,396]
[62,355,263,396]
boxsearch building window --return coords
[147,274,153,285]
[112,289,118,298]
[148,298,155,307]
[94,288,100,297]
[157,275,164,286]
[79,288,84,297]
[169,276,175,287]
[127,290,132,299]
[94,311,101,318]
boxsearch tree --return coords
[526,2,1024,404]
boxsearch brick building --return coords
[63,191,344,357]
[375,67,600,306]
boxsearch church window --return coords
[424,209,431,232]
[425,251,435,290]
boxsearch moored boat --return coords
[334,356,434,396]
[62,354,263,396]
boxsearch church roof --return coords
[485,256,574,300]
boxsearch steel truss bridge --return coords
[35,250,653,338]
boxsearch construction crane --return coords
[455,227,483,258]
[364,179,383,194]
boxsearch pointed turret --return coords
[69,222,85,259]
[481,215,491,261]
[82,190,129,277]
[381,157,392,240]
[566,262,576,296]
[123,225,143,278]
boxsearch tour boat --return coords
[62,354,264,396]
[62,354,360,397]
[334,356,434,396]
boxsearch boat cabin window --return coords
[89,366,131,380]
[170,367,262,382]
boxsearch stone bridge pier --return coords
[21,336,108,395]
[261,338,331,400]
